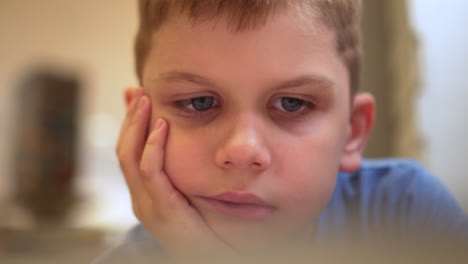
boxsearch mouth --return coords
[198,192,276,220]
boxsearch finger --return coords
[126,96,152,161]
[140,119,191,212]
[116,91,144,168]
[141,118,167,174]
[119,91,143,144]
[124,87,143,108]
[121,89,144,129]
[118,96,152,202]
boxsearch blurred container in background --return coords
[12,67,81,227]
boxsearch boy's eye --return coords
[179,96,217,111]
[272,97,306,112]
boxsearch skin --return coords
[117,6,375,261]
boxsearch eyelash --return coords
[175,96,221,118]
[269,97,315,115]
[174,96,316,119]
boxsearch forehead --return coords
[142,6,348,96]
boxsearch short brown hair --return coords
[135,0,362,94]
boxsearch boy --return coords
[96,0,468,263]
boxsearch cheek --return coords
[163,127,213,195]
[271,132,342,218]
[277,157,337,209]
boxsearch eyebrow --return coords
[272,75,335,91]
[155,71,335,91]
[157,71,220,88]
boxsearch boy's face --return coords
[142,7,352,251]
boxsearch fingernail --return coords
[154,118,164,130]
[138,96,148,108]
[131,93,142,107]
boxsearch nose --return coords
[214,115,271,171]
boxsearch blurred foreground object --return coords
[12,67,81,226]
[0,227,106,264]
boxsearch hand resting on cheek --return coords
[116,88,236,263]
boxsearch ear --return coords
[124,87,144,109]
[339,93,375,172]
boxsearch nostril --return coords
[252,162,264,169]
[216,145,271,170]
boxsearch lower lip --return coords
[200,197,275,220]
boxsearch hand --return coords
[116,88,236,263]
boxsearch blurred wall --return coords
[362,0,422,160]
[0,0,139,229]
[410,0,468,212]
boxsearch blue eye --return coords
[180,96,217,111]
[272,97,306,112]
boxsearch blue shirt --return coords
[316,159,468,242]
[94,159,468,263]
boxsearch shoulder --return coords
[353,158,462,211]
[329,158,443,209]
[322,158,468,240]
[356,158,440,197]
[92,225,164,264]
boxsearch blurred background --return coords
[0,0,467,263]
